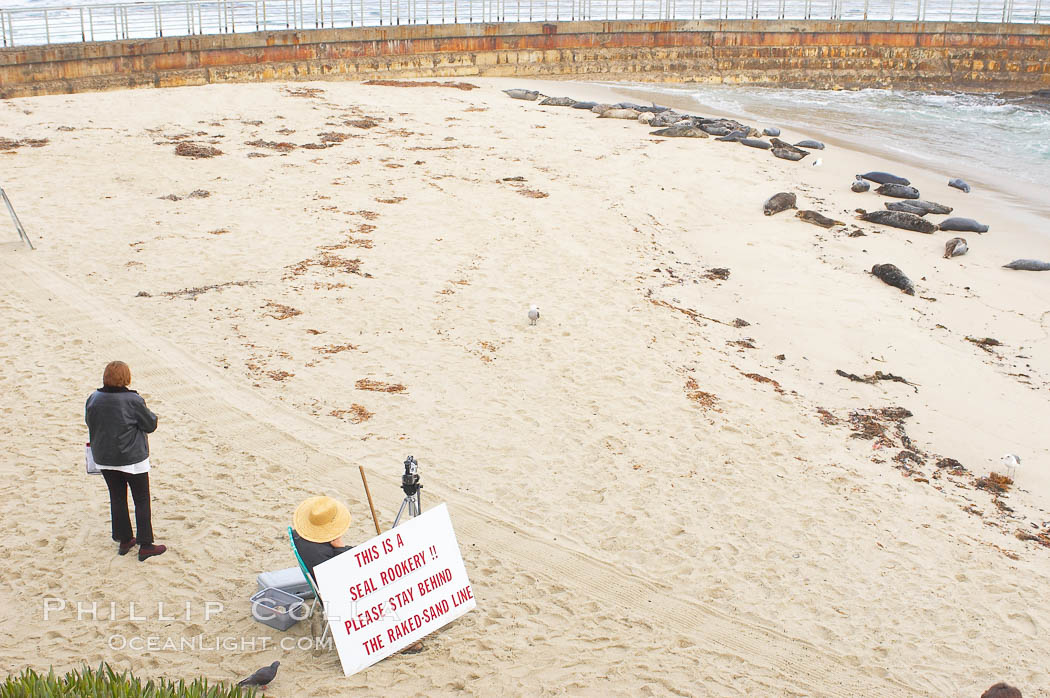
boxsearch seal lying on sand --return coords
[701,125,732,136]
[944,237,968,258]
[539,96,577,107]
[773,148,807,161]
[1003,259,1050,270]
[739,138,772,149]
[885,201,928,215]
[763,192,797,216]
[871,263,915,295]
[571,101,598,109]
[851,178,871,192]
[504,89,541,101]
[795,139,825,150]
[856,209,939,233]
[650,124,708,138]
[860,171,911,186]
[876,183,921,199]
[939,217,989,233]
[716,130,748,142]
[590,104,614,114]
[797,210,844,228]
[900,199,953,215]
[598,108,641,119]
[949,178,971,193]
[649,111,687,127]
[763,126,781,137]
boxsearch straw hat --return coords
[293,496,351,543]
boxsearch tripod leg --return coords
[393,497,410,528]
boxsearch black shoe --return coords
[138,544,167,561]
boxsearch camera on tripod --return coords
[401,455,421,497]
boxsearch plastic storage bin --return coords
[250,587,306,631]
[257,566,314,599]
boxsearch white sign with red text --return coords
[314,503,476,676]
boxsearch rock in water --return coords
[938,217,989,233]
[1003,259,1050,271]
[871,263,915,295]
[856,209,939,233]
[943,237,968,258]
[539,96,577,107]
[503,89,541,101]
[948,178,971,193]
[763,192,797,216]
[859,171,911,186]
[796,210,844,228]
[876,183,921,199]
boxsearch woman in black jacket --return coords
[85,361,166,562]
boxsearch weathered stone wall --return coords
[2,20,1048,98]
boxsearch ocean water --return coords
[621,83,1050,216]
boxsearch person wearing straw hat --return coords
[292,495,354,580]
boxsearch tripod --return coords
[393,487,421,527]
[393,455,422,527]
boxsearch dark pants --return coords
[101,469,153,545]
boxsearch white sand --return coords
[1,77,1048,696]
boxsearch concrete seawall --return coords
[2,20,1049,98]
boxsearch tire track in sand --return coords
[0,255,918,697]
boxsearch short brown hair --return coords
[102,361,132,387]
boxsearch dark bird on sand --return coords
[871,263,915,295]
[239,661,280,690]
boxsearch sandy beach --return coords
[1,77,1049,696]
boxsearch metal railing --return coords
[1,0,1045,47]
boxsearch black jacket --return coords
[85,387,158,466]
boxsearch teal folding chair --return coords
[288,526,330,644]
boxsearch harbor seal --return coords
[598,108,641,119]
[885,201,928,215]
[701,124,732,136]
[943,237,968,258]
[856,209,939,233]
[716,130,748,142]
[590,104,614,114]
[905,200,953,215]
[860,171,911,186]
[763,126,781,137]
[571,101,598,109]
[503,89,541,101]
[876,183,921,199]
[871,263,915,295]
[948,178,971,193]
[796,210,844,228]
[851,178,871,193]
[772,148,807,161]
[539,96,577,107]
[795,139,825,150]
[649,111,687,127]
[938,217,989,233]
[739,138,772,149]
[638,112,656,124]
[650,124,708,138]
[763,192,797,216]
[1003,259,1050,271]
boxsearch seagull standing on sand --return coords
[528,305,540,326]
[1001,454,1021,480]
